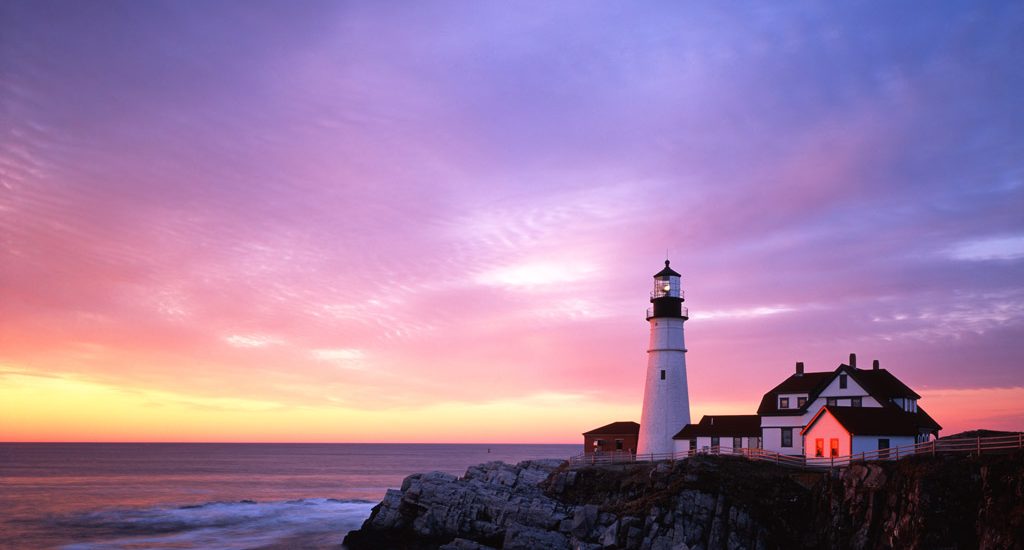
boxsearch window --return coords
[827,397,838,407]
[839,374,848,389]
[711,436,720,447]
[815,438,824,457]
[781,428,793,448]
[779,397,790,409]
[851,397,862,407]
[830,439,839,457]
[689,439,697,451]
[595,439,605,446]
[878,439,890,460]
[615,439,623,451]
[797,396,807,408]
[660,370,665,380]
[733,437,742,449]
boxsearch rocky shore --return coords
[343,452,1023,550]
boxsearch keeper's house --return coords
[664,353,941,459]
[758,354,940,456]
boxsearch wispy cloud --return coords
[947,235,1024,261]
[693,306,796,321]
[225,334,283,348]
[309,348,366,369]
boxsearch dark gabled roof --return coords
[913,405,942,431]
[801,405,940,437]
[672,415,761,439]
[848,368,921,399]
[583,421,639,436]
[654,260,681,278]
[758,364,923,416]
[756,371,833,415]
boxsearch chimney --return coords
[795,361,804,376]
[849,353,857,368]
[710,417,714,426]
[873,359,880,370]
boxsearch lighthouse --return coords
[637,260,691,456]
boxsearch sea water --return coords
[0,443,576,549]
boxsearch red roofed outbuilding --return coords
[582,421,639,455]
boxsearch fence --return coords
[567,432,1024,470]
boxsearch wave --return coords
[55,498,376,549]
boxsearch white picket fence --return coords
[568,433,1024,470]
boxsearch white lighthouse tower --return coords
[637,260,691,456]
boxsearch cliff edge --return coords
[343,452,1023,550]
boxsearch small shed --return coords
[582,421,639,455]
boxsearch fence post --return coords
[1019,432,1022,450]
[895,446,899,460]
[932,440,936,457]
[977,436,981,456]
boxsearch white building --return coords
[757,354,941,456]
[672,415,761,455]
[637,260,691,456]
[801,406,922,465]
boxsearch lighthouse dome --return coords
[654,260,681,278]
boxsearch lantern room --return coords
[647,260,687,320]
[651,260,682,299]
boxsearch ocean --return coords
[0,443,577,549]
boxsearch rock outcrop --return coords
[343,452,1024,550]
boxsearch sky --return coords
[1,1,1023,443]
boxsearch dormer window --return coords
[839,374,848,389]
[827,397,838,407]
[779,397,790,409]
[797,396,807,408]
[852,397,862,407]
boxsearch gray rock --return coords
[439,538,497,550]
[600,521,618,548]
[570,504,600,538]
[504,523,570,550]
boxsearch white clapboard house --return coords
[672,354,941,459]
[672,415,761,455]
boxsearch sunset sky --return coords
[2,2,1022,443]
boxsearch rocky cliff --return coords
[342,452,1023,550]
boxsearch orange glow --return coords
[0,370,636,443]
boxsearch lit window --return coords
[830,439,840,457]
[815,438,824,457]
